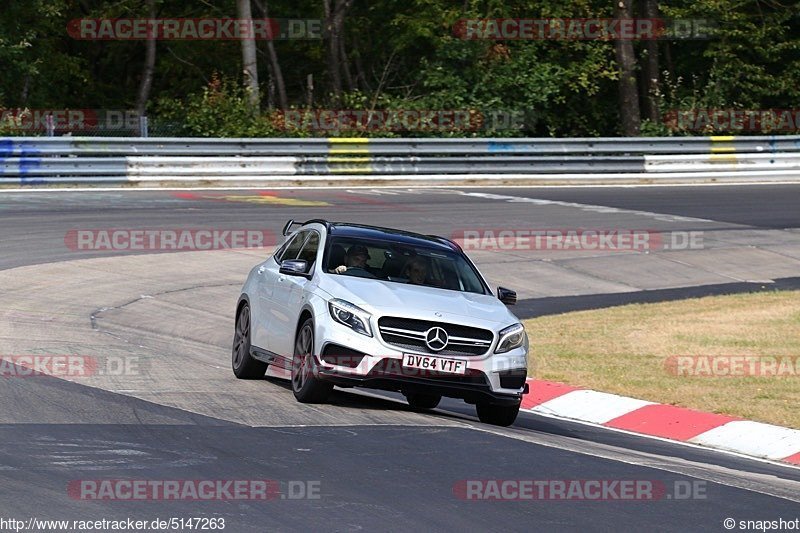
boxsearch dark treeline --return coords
[1,0,798,137]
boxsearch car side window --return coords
[274,231,308,263]
[296,231,320,273]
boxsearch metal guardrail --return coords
[2,136,800,184]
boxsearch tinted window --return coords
[296,232,320,272]
[275,231,308,262]
[324,236,487,294]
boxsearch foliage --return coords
[1,0,798,137]
[154,73,280,137]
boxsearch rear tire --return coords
[232,303,267,379]
[291,318,333,403]
[476,401,520,427]
[405,392,441,411]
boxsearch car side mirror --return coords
[497,286,517,305]
[280,259,309,277]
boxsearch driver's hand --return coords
[334,265,347,274]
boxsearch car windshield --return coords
[325,236,486,294]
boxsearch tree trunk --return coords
[135,0,157,117]
[352,44,371,92]
[252,0,288,109]
[340,36,354,92]
[20,74,30,105]
[236,0,260,114]
[266,68,275,109]
[323,0,342,104]
[663,40,675,90]
[641,0,660,123]
[323,0,353,106]
[306,74,314,107]
[265,39,288,109]
[613,0,641,135]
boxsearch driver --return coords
[333,245,376,278]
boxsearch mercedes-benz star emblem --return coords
[425,327,449,352]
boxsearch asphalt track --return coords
[1,184,800,531]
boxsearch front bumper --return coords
[315,318,528,405]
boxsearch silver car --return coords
[232,219,529,426]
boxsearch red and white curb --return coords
[522,379,800,466]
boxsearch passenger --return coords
[403,256,428,285]
[334,245,376,278]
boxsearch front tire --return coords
[291,318,333,403]
[476,401,520,427]
[405,392,441,411]
[232,303,267,379]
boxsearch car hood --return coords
[317,274,518,328]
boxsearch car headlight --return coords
[495,323,526,353]
[328,299,372,337]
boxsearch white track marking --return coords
[458,191,718,223]
[3,182,800,193]
[472,421,800,504]
[522,407,800,472]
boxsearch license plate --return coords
[402,353,467,375]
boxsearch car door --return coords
[252,231,307,350]
[267,230,320,358]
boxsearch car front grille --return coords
[377,317,493,356]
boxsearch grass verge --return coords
[523,290,800,429]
